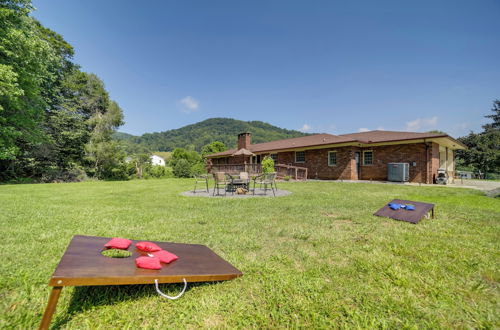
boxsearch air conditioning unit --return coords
[387,163,410,182]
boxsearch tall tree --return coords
[85,99,125,179]
[51,70,109,169]
[0,1,60,161]
[0,0,127,182]
[457,100,500,177]
[129,153,151,179]
[483,100,500,131]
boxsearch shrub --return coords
[164,166,174,178]
[191,163,206,176]
[170,147,204,177]
[261,156,275,174]
[173,159,192,178]
[283,175,291,181]
[146,165,173,178]
[40,164,89,183]
[109,166,130,180]
[485,172,500,180]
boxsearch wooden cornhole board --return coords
[374,199,435,224]
[39,235,243,329]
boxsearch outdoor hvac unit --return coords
[387,163,410,182]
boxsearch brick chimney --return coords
[238,132,251,149]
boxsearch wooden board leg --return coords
[39,286,63,330]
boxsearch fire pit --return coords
[235,187,248,195]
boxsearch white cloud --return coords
[405,116,438,131]
[178,96,199,113]
[358,128,370,132]
[299,124,312,132]
[376,126,385,131]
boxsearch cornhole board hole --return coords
[39,235,243,329]
[374,199,435,224]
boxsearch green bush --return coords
[169,147,205,178]
[283,175,291,181]
[261,156,275,174]
[147,165,173,178]
[173,159,192,178]
[40,164,89,183]
[108,167,130,181]
[191,163,206,176]
[164,166,174,178]
[485,173,500,180]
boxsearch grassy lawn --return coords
[1,179,499,329]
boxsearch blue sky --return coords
[33,0,500,137]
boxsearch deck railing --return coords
[209,163,308,180]
[275,164,308,180]
[210,163,261,175]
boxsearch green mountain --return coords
[114,118,308,152]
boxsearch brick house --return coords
[206,131,466,184]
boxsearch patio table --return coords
[227,174,249,191]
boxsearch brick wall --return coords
[275,143,435,183]
[275,147,357,180]
[215,142,443,183]
[358,143,428,183]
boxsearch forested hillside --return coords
[114,118,309,152]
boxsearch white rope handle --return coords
[154,278,188,300]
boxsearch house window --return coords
[270,153,278,163]
[363,151,373,165]
[252,155,261,164]
[328,151,337,166]
[295,151,305,163]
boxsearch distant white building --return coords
[150,155,166,166]
[456,170,473,179]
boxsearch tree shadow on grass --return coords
[50,282,213,329]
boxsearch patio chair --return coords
[193,174,210,193]
[253,172,277,196]
[213,172,231,196]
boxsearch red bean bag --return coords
[104,238,132,250]
[136,241,162,252]
[135,256,162,270]
[152,250,178,264]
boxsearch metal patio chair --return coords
[238,172,250,189]
[253,172,277,196]
[193,174,210,193]
[213,172,231,196]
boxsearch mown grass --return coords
[0,179,499,329]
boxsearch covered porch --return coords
[209,163,308,181]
